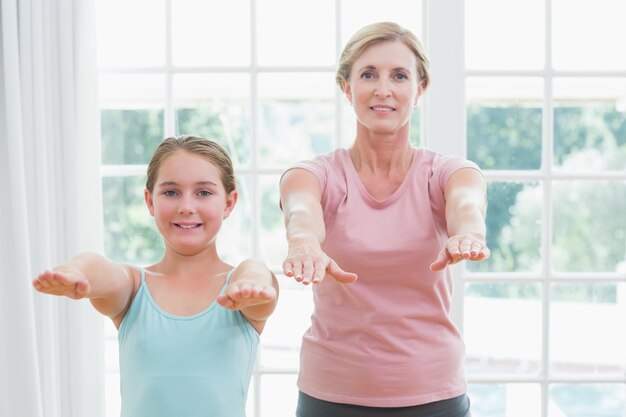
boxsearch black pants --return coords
[296,391,471,417]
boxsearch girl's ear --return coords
[223,189,238,219]
[144,188,155,216]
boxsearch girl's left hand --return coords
[430,234,490,272]
[217,280,277,311]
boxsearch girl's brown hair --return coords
[146,135,236,194]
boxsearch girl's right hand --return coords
[32,269,91,299]
[282,240,357,285]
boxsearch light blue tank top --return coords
[118,269,259,417]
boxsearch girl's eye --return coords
[163,190,177,197]
[198,190,212,197]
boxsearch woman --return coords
[280,22,489,417]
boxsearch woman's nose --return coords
[374,78,392,97]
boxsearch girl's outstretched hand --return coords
[217,280,277,311]
[430,234,490,272]
[32,269,91,299]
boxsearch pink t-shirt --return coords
[286,148,481,407]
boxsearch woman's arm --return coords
[280,168,357,284]
[32,252,136,325]
[217,258,278,334]
[430,167,491,271]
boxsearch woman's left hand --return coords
[430,233,490,271]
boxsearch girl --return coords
[33,135,278,417]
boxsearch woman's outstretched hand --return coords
[283,240,357,285]
[32,269,91,299]
[430,234,490,272]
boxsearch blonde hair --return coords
[146,135,236,194]
[336,21,430,92]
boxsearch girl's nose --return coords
[177,195,196,214]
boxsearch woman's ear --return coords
[342,79,353,105]
[414,81,425,107]
[144,188,155,216]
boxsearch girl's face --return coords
[144,151,237,256]
[343,40,423,136]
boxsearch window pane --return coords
[550,282,626,376]
[465,283,542,375]
[101,109,164,165]
[467,181,542,273]
[95,0,165,68]
[549,384,625,417]
[99,74,166,107]
[467,77,543,170]
[552,180,626,272]
[103,176,163,265]
[466,0,544,70]
[173,74,252,166]
[259,175,287,268]
[172,0,250,66]
[99,74,166,165]
[554,78,626,172]
[259,283,313,369]
[257,0,335,66]
[258,73,335,167]
[340,0,422,45]
[468,383,541,417]
[259,374,299,417]
[553,0,626,70]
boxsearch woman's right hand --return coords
[282,238,357,285]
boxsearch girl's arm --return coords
[430,168,491,271]
[217,258,279,334]
[32,252,136,326]
[280,168,357,284]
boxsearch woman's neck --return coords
[350,135,414,176]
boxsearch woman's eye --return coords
[198,190,212,197]
[361,71,375,80]
[163,190,177,197]
[394,72,408,80]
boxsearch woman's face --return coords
[343,40,423,136]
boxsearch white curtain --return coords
[0,0,104,416]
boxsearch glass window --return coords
[172,0,250,66]
[467,77,543,170]
[552,0,626,70]
[465,283,542,375]
[95,0,166,68]
[553,78,626,172]
[465,0,544,70]
[256,0,336,66]
[550,283,626,376]
[258,73,336,166]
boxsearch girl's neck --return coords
[152,247,230,279]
